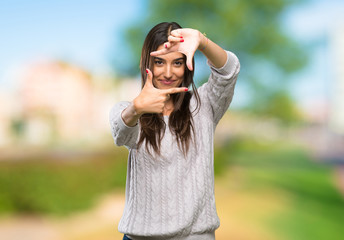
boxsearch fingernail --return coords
[180,39,184,42]
[164,44,167,48]
[146,69,148,73]
[184,88,188,92]
[180,36,183,38]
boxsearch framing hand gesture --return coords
[150,28,203,71]
[133,69,188,115]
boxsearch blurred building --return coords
[19,61,94,145]
[329,23,344,135]
[0,59,140,150]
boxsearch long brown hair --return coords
[138,22,201,155]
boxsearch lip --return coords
[159,79,176,85]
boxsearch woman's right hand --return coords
[121,69,188,127]
[133,69,187,115]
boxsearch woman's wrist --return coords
[132,99,143,116]
[197,31,208,51]
[121,101,142,127]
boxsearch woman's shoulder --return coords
[207,51,240,78]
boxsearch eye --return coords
[174,61,183,67]
[154,60,163,66]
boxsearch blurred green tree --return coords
[250,90,304,124]
[112,0,308,123]
[10,117,26,141]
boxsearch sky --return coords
[0,0,144,88]
[0,0,344,108]
[281,0,344,109]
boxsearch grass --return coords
[1,138,344,239]
[214,137,344,240]
[0,147,128,216]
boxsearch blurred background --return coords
[0,0,344,239]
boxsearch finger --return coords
[170,29,182,38]
[150,48,169,56]
[186,53,194,71]
[162,87,189,95]
[144,68,153,87]
[150,41,172,56]
[168,35,184,43]
[164,42,172,49]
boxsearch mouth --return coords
[159,79,176,85]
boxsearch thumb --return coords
[144,68,154,87]
[186,53,194,71]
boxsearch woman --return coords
[110,22,240,240]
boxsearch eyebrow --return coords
[154,57,184,61]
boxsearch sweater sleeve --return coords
[198,50,240,125]
[109,101,139,149]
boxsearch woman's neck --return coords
[163,100,174,116]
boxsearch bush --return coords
[0,147,128,216]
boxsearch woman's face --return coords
[152,44,185,90]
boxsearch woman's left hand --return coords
[150,28,204,71]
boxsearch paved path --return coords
[0,192,125,240]
[0,170,283,240]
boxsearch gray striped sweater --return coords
[109,51,240,240]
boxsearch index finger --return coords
[150,48,169,56]
[162,87,189,95]
[170,29,182,37]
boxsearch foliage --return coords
[10,117,26,139]
[215,137,344,239]
[112,0,308,123]
[114,0,308,76]
[0,148,128,216]
[1,137,344,239]
[249,90,304,124]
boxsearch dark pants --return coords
[123,234,132,240]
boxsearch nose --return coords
[164,65,172,79]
